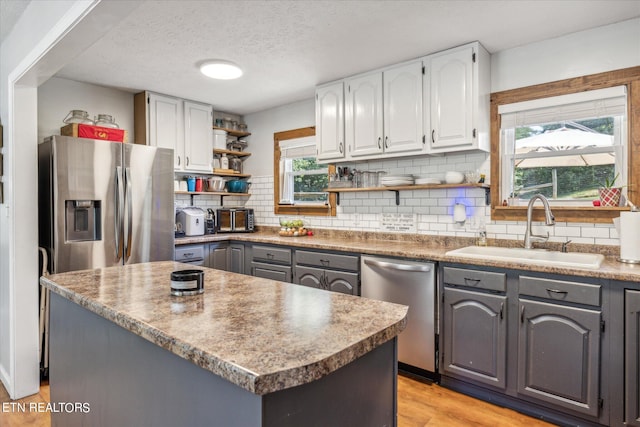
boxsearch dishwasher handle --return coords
[363,258,432,273]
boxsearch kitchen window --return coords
[274,127,336,216]
[499,86,627,206]
[490,67,640,223]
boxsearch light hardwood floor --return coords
[1,376,555,426]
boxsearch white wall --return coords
[38,77,135,143]
[0,0,91,400]
[0,0,140,400]
[243,98,316,176]
[491,18,640,92]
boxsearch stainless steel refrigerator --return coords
[38,135,174,376]
[38,135,174,273]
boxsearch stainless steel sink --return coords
[445,246,605,269]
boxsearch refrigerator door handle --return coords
[124,167,133,261]
[115,166,124,261]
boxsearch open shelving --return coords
[324,183,491,205]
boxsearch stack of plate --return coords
[381,174,414,186]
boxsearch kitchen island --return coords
[40,261,408,427]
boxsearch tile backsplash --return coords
[177,151,619,248]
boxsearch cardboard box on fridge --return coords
[61,123,128,143]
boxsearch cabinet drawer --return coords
[519,276,601,307]
[295,250,359,271]
[443,267,506,292]
[175,245,205,262]
[252,245,292,265]
[251,262,292,282]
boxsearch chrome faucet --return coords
[524,194,555,249]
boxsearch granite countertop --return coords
[176,231,640,282]
[40,261,408,395]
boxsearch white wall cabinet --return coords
[383,61,425,155]
[317,42,490,162]
[315,82,345,162]
[344,62,425,161]
[183,101,213,172]
[345,73,383,158]
[425,42,490,153]
[135,91,213,172]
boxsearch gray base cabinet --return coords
[208,242,229,270]
[626,289,640,426]
[294,250,359,295]
[517,299,601,417]
[440,264,609,426]
[442,287,507,390]
[250,245,292,282]
[228,243,246,274]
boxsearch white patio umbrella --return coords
[515,127,614,168]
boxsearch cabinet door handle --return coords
[499,302,504,320]
[339,142,344,154]
[463,277,481,286]
[431,129,435,143]
[177,156,181,166]
[520,305,525,323]
[378,137,382,149]
[186,156,190,166]
[384,136,389,149]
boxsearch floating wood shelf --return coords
[212,126,251,138]
[324,183,491,206]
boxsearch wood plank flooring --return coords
[1,375,555,426]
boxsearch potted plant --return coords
[598,173,623,207]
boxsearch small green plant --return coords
[601,173,620,188]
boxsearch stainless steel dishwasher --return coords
[361,256,436,374]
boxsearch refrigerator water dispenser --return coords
[65,200,102,242]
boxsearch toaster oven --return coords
[216,208,255,233]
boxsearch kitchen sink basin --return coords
[445,246,605,269]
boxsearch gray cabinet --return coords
[228,243,245,274]
[517,276,602,418]
[440,264,609,425]
[175,244,206,266]
[250,244,292,282]
[517,299,601,417]
[294,250,359,295]
[205,242,244,273]
[441,267,507,390]
[208,242,229,270]
[626,289,640,426]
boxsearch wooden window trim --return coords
[274,127,336,217]
[490,66,640,224]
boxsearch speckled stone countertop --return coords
[40,261,408,395]
[177,229,640,282]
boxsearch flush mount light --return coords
[199,60,243,80]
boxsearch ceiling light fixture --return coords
[199,60,243,80]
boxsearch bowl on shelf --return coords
[205,176,226,192]
[444,171,465,184]
[226,179,251,193]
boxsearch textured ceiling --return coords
[30,1,640,114]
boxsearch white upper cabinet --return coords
[135,92,214,172]
[426,42,490,153]
[316,82,345,162]
[345,73,384,158]
[344,62,425,161]
[383,61,424,154]
[146,92,184,169]
[183,101,213,173]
